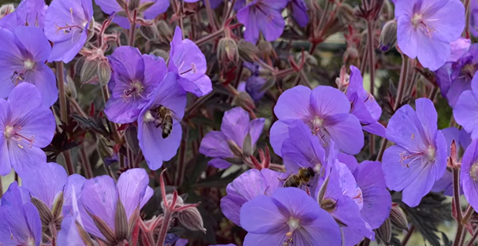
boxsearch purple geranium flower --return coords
[200,107,265,169]
[454,71,478,139]
[236,0,289,44]
[0,26,57,107]
[382,98,447,207]
[270,85,364,156]
[138,72,187,170]
[240,188,341,246]
[220,168,283,226]
[238,62,268,102]
[105,46,167,124]
[79,168,153,241]
[432,127,470,195]
[317,162,372,246]
[289,0,309,27]
[21,162,86,213]
[0,83,55,176]
[169,27,212,97]
[0,182,42,246]
[346,66,386,137]
[340,159,392,245]
[395,0,465,70]
[96,0,169,29]
[44,0,93,63]
[0,0,47,30]
[435,43,478,107]
[460,139,478,211]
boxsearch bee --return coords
[151,105,177,139]
[282,167,315,188]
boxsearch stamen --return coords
[180,63,198,75]
[470,163,478,181]
[399,151,422,168]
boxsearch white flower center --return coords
[3,126,14,138]
[287,217,300,232]
[411,14,423,28]
[24,59,35,70]
[426,145,436,162]
[470,163,478,181]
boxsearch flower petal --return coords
[240,195,287,233]
[324,113,364,155]
[454,90,478,139]
[274,85,312,121]
[269,120,290,156]
[310,86,350,117]
[199,131,234,158]
[117,168,151,219]
[221,107,251,148]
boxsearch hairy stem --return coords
[195,28,224,46]
[204,0,218,31]
[466,226,478,246]
[453,168,463,246]
[80,143,93,179]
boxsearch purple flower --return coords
[280,120,331,198]
[203,0,224,9]
[169,27,212,97]
[432,127,470,195]
[220,168,283,226]
[340,159,392,245]
[138,72,187,170]
[0,182,42,246]
[0,0,47,30]
[460,139,478,211]
[448,38,471,62]
[44,0,93,63]
[435,43,478,107]
[0,26,58,107]
[79,168,153,241]
[200,107,265,169]
[240,188,341,246]
[346,66,386,138]
[95,0,169,29]
[105,46,167,124]
[470,0,478,37]
[289,0,309,27]
[395,0,465,70]
[0,83,55,176]
[21,162,86,211]
[454,71,478,139]
[382,98,447,207]
[236,0,289,44]
[270,85,364,156]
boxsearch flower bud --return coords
[150,49,169,60]
[233,91,256,114]
[177,207,207,233]
[257,40,274,59]
[238,40,259,63]
[162,194,184,210]
[157,20,173,42]
[217,38,239,63]
[337,3,355,25]
[97,59,112,85]
[138,1,155,13]
[0,4,14,18]
[66,75,78,99]
[379,20,397,52]
[375,217,392,245]
[81,59,99,83]
[139,24,159,41]
[389,204,408,231]
[126,2,141,11]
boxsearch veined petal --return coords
[8,144,46,176]
[199,131,234,158]
[269,120,290,156]
[396,16,418,59]
[454,91,478,139]
[310,86,350,117]
[221,107,251,149]
[324,113,364,155]
[117,168,151,219]
[274,85,312,121]
[240,195,287,233]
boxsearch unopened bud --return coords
[128,0,140,11]
[138,1,155,13]
[389,204,408,231]
[139,24,159,40]
[97,60,112,85]
[379,20,397,52]
[66,75,78,99]
[217,38,239,63]
[161,194,184,210]
[238,40,259,63]
[150,49,169,60]
[81,59,99,83]
[0,4,14,18]
[157,20,173,42]
[257,40,274,59]
[337,3,355,25]
[375,218,392,245]
[233,91,256,114]
[75,56,86,76]
[177,207,207,233]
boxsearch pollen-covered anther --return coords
[470,163,478,181]
[411,14,423,28]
